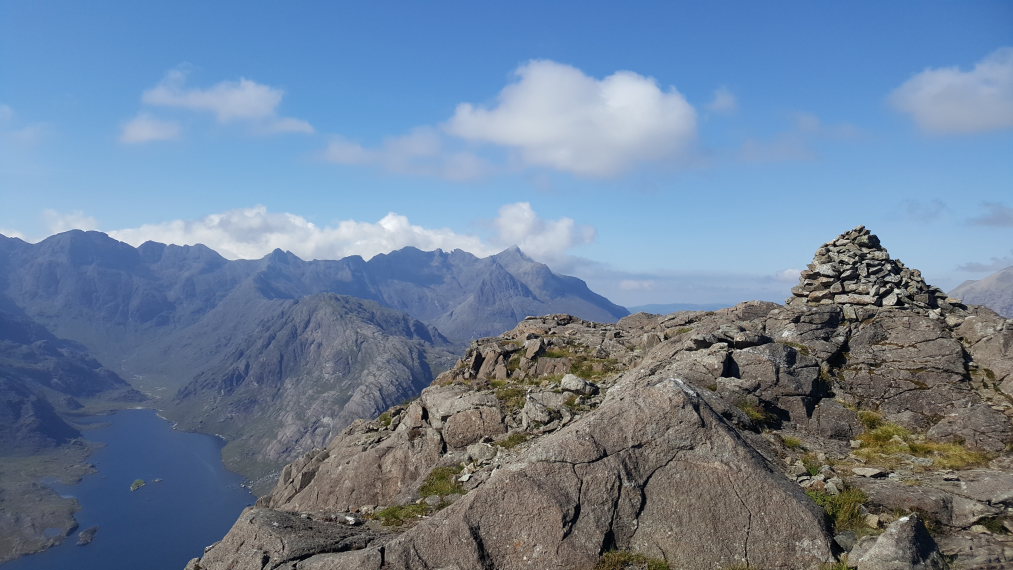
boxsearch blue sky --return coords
[1,1,1012,307]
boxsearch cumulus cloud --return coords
[492,202,596,261]
[108,206,489,261]
[444,60,697,177]
[119,113,182,143]
[890,47,1013,134]
[957,250,1013,273]
[322,128,491,181]
[134,69,313,135]
[969,201,1013,227]
[706,87,738,114]
[42,209,100,234]
[104,203,594,265]
[321,60,700,179]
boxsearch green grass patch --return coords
[779,340,813,356]
[979,516,1011,535]
[855,421,989,470]
[506,354,522,372]
[783,436,804,450]
[857,410,883,430]
[595,550,670,570]
[495,387,527,411]
[564,393,581,411]
[375,503,429,527]
[819,558,853,570]
[377,411,393,427]
[542,348,571,358]
[806,486,868,534]
[496,432,530,449]
[571,355,619,380]
[801,453,823,476]
[419,465,464,497]
[736,400,778,427]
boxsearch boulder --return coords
[559,373,598,396]
[442,406,504,448]
[852,514,947,570]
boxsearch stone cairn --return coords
[787,226,963,319]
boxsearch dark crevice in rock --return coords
[561,463,584,540]
[726,470,753,568]
[465,520,495,569]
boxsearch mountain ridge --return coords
[951,265,1013,318]
[188,226,1013,570]
[0,229,628,497]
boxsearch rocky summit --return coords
[789,226,957,319]
[187,227,1013,570]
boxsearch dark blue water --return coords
[2,409,254,570]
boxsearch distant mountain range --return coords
[0,230,627,484]
[0,307,142,454]
[951,266,1013,318]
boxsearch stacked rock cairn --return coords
[787,226,963,319]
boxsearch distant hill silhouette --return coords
[951,266,1013,318]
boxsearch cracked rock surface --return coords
[188,227,1013,570]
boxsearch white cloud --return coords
[263,117,314,134]
[42,209,100,234]
[0,228,27,240]
[137,69,313,134]
[119,113,182,143]
[108,206,490,261]
[492,202,595,261]
[889,46,1013,134]
[706,87,738,114]
[104,203,594,264]
[0,104,12,122]
[444,60,697,177]
[322,128,491,181]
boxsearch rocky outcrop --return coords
[189,227,1013,570]
[850,514,946,570]
[788,226,958,318]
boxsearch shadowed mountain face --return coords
[951,266,1013,318]
[0,232,626,392]
[0,307,141,454]
[171,293,456,488]
[0,231,625,482]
